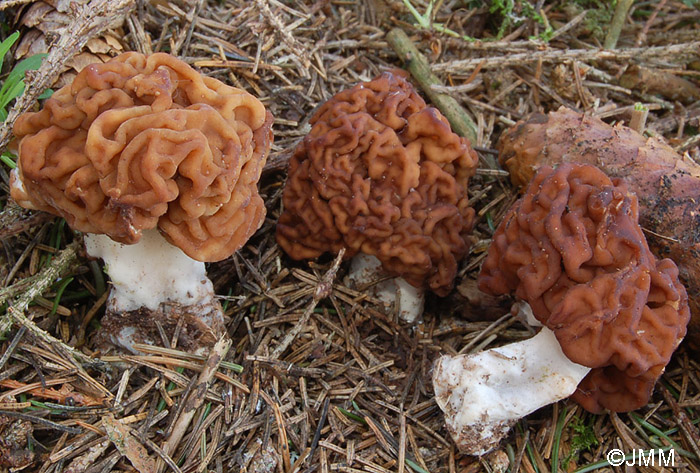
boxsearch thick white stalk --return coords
[433,327,591,455]
[84,229,223,352]
[84,229,213,312]
[346,253,424,323]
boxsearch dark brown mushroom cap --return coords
[276,71,479,296]
[11,52,273,262]
[478,163,690,413]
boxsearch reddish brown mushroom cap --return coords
[496,107,700,352]
[276,71,479,295]
[11,52,273,262]
[478,163,690,413]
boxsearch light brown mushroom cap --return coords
[11,52,273,262]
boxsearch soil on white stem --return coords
[84,229,225,352]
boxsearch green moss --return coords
[489,0,555,41]
[562,415,599,468]
[566,0,615,41]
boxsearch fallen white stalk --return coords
[346,253,424,323]
[433,326,591,455]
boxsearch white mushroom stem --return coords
[84,229,224,352]
[345,253,424,323]
[84,229,214,313]
[433,326,591,455]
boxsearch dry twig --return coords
[157,336,231,473]
[271,248,345,359]
[0,241,91,365]
[433,42,700,73]
[604,0,635,49]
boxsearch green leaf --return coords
[0,80,25,111]
[0,151,16,169]
[628,412,698,459]
[0,53,48,109]
[4,53,47,87]
[405,458,431,473]
[51,277,74,316]
[486,212,495,232]
[337,406,367,425]
[551,406,568,473]
[38,88,53,100]
[0,32,20,72]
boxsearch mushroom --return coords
[10,52,273,351]
[276,70,479,322]
[497,106,700,351]
[433,163,690,455]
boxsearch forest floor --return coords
[0,0,699,472]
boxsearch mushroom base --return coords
[96,299,225,354]
[84,229,226,353]
[346,253,424,323]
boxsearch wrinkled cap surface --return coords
[478,163,690,413]
[11,52,273,262]
[496,106,700,353]
[276,71,479,296]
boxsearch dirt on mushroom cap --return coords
[478,163,690,413]
[11,51,273,262]
[276,70,479,296]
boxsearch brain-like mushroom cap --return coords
[478,163,690,413]
[276,71,479,296]
[11,52,273,262]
